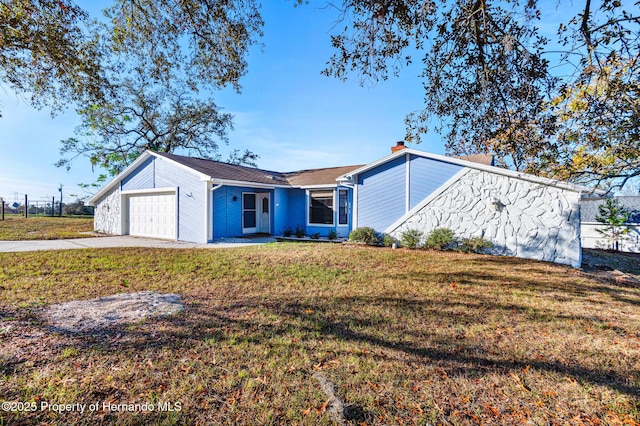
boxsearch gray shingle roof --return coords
[580,196,640,223]
[284,165,365,186]
[155,152,288,185]
[155,152,362,186]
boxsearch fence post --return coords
[1,197,4,221]
[52,197,55,217]
[24,194,28,218]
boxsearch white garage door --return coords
[128,193,176,239]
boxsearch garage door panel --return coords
[128,193,176,239]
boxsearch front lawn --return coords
[0,216,94,240]
[0,244,638,424]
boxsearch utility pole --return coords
[58,184,63,217]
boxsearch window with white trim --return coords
[309,190,334,225]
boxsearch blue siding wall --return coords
[273,188,306,234]
[356,154,465,232]
[357,155,406,231]
[273,188,289,235]
[409,155,463,209]
[121,157,155,190]
[154,158,206,243]
[213,187,231,239]
[274,188,307,235]
[212,186,274,238]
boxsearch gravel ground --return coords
[43,291,184,333]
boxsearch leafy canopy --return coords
[317,0,640,190]
[0,0,107,114]
[1,0,263,175]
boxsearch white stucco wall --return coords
[93,186,121,235]
[388,169,582,267]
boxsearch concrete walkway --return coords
[0,236,276,253]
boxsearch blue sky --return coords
[0,2,435,204]
[0,0,607,203]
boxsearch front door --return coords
[258,194,270,233]
[242,192,270,234]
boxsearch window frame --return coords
[307,189,335,226]
[338,189,349,226]
[306,188,350,227]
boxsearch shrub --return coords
[294,225,306,238]
[327,229,338,240]
[424,228,456,250]
[400,229,423,249]
[458,236,494,253]
[381,233,398,248]
[282,227,293,237]
[348,227,378,245]
[310,232,320,240]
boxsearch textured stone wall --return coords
[94,186,121,235]
[389,169,582,267]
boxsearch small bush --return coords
[424,228,456,250]
[294,225,306,238]
[282,227,293,237]
[400,229,423,249]
[381,233,398,247]
[349,227,378,245]
[327,229,338,240]
[310,232,320,240]
[458,236,494,253]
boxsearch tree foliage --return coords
[101,0,263,93]
[320,0,640,189]
[1,0,263,113]
[544,54,640,190]
[62,199,93,216]
[57,77,240,176]
[0,0,107,114]
[1,0,263,175]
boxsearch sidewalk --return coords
[0,236,276,253]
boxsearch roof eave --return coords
[210,178,290,189]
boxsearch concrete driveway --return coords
[0,236,276,253]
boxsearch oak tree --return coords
[0,0,107,115]
[2,0,263,174]
[319,0,640,188]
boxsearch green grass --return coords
[0,216,94,240]
[0,244,638,425]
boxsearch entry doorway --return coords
[242,192,270,234]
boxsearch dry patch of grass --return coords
[0,216,94,241]
[0,244,638,425]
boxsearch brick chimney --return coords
[391,141,406,153]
